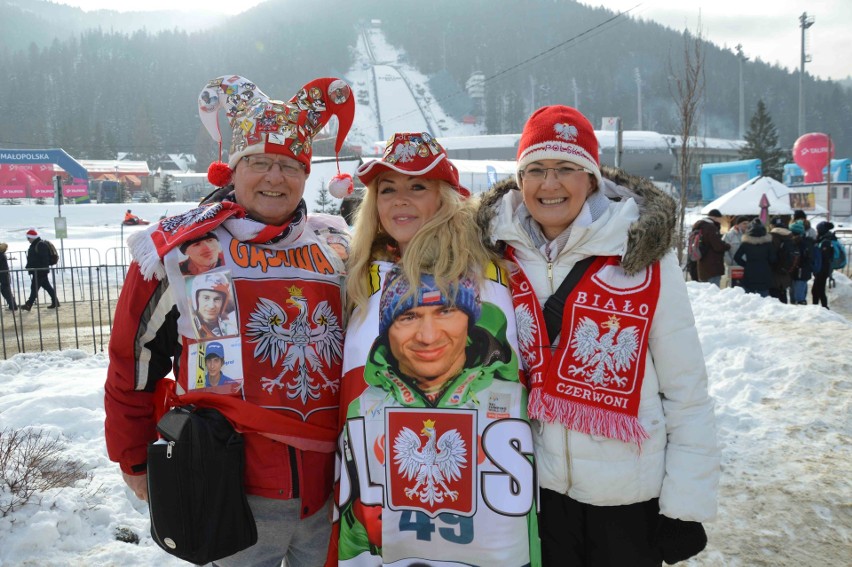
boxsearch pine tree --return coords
[157,174,176,203]
[313,183,339,215]
[740,100,787,181]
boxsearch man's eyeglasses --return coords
[243,156,305,177]
[520,166,590,181]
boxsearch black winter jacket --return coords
[734,233,776,289]
[25,238,51,272]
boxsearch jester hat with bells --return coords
[198,75,356,197]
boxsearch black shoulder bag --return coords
[147,406,257,565]
[542,256,597,342]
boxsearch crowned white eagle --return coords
[568,315,639,388]
[393,419,467,506]
[245,285,343,402]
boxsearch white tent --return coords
[701,176,827,216]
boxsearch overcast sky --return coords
[54,0,850,81]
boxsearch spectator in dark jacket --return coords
[788,221,814,305]
[0,242,17,311]
[22,229,59,311]
[734,220,776,297]
[693,209,730,286]
[768,217,797,303]
[812,221,836,309]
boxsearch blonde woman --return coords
[330,133,540,567]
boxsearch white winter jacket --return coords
[480,171,720,523]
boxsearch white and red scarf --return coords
[508,252,661,445]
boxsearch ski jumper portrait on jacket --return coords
[477,105,720,567]
[330,133,539,566]
[104,74,357,567]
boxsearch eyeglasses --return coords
[242,156,305,177]
[520,166,590,181]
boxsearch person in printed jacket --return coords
[476,105,720,566]
[330,133,539,566]
[104,74,356,567]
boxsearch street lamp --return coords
[736,44,748,139]
[798,12,814,136]
[634,68,642,130]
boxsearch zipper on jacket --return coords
[547,262,554,293]
[166,441,174,459]
[565,427,573,492]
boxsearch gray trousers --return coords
[213,495,331,567]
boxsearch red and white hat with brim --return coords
[516,105,602,187]
[356,132,469,197]
[26,228,38,239]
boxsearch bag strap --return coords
[154,379,337,453]
[542,256,597,342]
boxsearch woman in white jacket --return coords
[476,105,719,566]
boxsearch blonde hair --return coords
[0,243,7,253]
[347,180,496,314]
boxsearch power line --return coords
[378,5,639,126]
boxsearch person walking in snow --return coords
[478,105,719,566]
[0,242,17,311]
[788,220,814,305]
[22,228,59,310]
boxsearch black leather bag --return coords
[147,406,257,565]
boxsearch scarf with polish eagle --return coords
[507,252,661,445]
[128,197,308,280]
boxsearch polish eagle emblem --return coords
[245,285,343,402]
[393,419,467,506]
[513,304,538,370]
[554,122,579,141]
[567,315,639,388]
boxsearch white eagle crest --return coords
[393,141,419,163]
[514,304,538,370]
[245,285,343,402]
[554,122,579,141]
[393,419,467,506]
[567,315,639,388]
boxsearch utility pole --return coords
[736,44,748,139]
[634,68,642,130]
[798,12,814,136]
[571,78,580,109]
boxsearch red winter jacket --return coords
[104,262,336,518]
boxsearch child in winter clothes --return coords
[734,220,776,297]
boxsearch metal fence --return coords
[1,240,849,359]
[0,247,129,358]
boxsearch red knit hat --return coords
[516,105,601,187]
[356,132,470,197]
[26,228,38,239]
[198,75,356,187]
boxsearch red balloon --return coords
[793,133,834,183]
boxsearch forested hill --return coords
[1,0,850,168]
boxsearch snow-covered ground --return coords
[1,204,851,566]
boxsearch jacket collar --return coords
[476,165,677,274]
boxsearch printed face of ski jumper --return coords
[233,153,307,225]
[205,356,223,379]
[375,171,442,254]
[388,305,468,391]
[184,237,221,269]
[520,158,595,240]
[196,290,226,324]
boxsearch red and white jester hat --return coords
[356,132,470,197]
[516,105,602,187]
[198,75,356,196]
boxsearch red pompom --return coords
[328,173,353,198]
[207,161,232,187]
